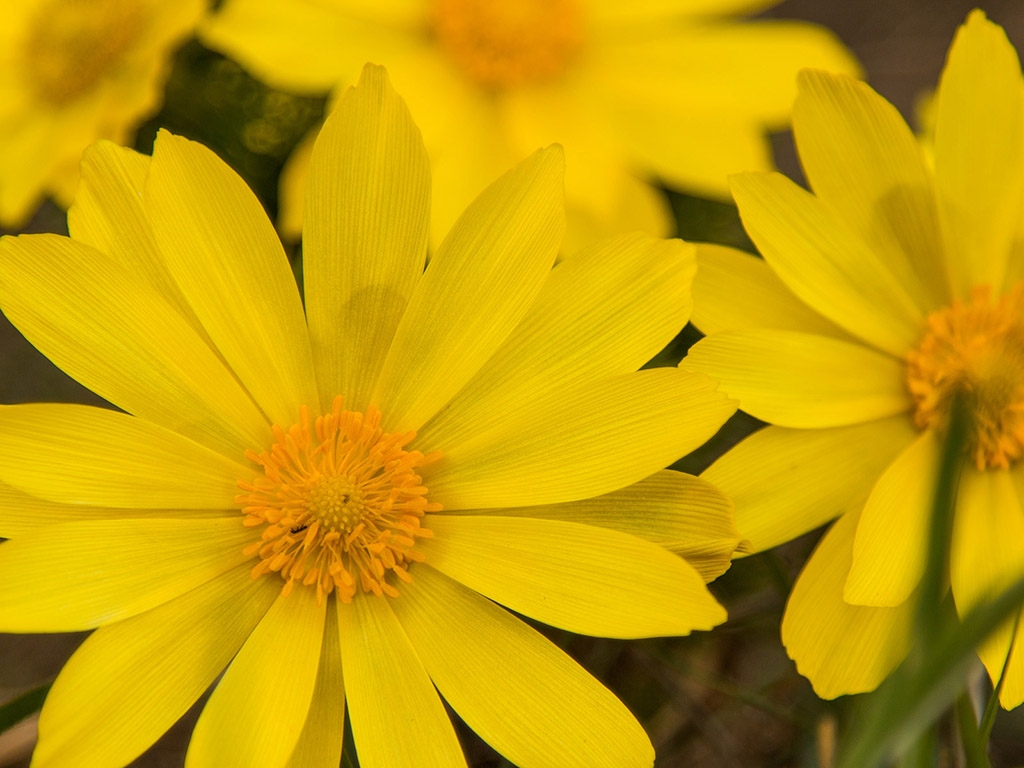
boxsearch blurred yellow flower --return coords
[0,65,740,767]
[199,0,859,250]
[684,10,1024,706]
[0,0,205,226]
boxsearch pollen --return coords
[237,396,441,604]
[906,284,1024,470]
[432,0,583,89]
[23,0,144,105]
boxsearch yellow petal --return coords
[372,146,565,433]
[146,129,318,425]
[419,515,726,638]
[425,368,735,510]
[393,567,654,768]
[277,123,315,240]
[304,64,429,413]
[33,564,278,768]
[793,70,950,309]
[950,468,1024,708]
[186,588,326,768]
[845,430,941,606]
[446,470,741,583]
[562,171,674,255]
[0,517,252,631]
[703,416,917,552]
[731,172,923,355]
[782,510,915,698]
[933,10,1024,296]
[0,235,269,460]
[0,404,247,508]
[587,0,779,23]
[417,233,696,452]
[286,607,345,768]
[683,329,909,428]
[337,594,466,768]
[690,243,852,338]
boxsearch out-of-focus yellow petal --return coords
[587,0,779,23]
[782,510,915,698]
[845,430,940,607]
[690,243,852,338]
[683,329,908,428]
[933,10,1024,297]
[425,368,734,510]
[0,517,251,632]
[703,416,916,552]
[277,123,315,240]
[445,470,741,583]
[285,607,345,768]
[794,70,950,309]
[0,404,246,509]
[371,146,564,433]
[393,567,654,768]
[186,588,326,768]
[731,172,923,355]
[33,564,278,768]
[0,235,269,460]
[146,129,318,425]
[950,469,1024,709]
[419,515,725,638]
[304,64,429,414]
[337,594,466,768]
[417,233,695,452]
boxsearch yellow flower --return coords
[198,0,858,250]
[0,65,739,768]
[684,10,1024,706]
[0,0,206,226]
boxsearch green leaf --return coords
[0,681,51,734]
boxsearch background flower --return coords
[685,10,1024,706]
[198,0,858,250]
[0,0,206,226]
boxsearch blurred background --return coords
[2,1,1024,766]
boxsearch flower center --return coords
[431,0,583,89]
[906,285,1024,469]
[22,0,144,105]
[237,396,441,603]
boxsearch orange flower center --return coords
[237,396,441,604]
[23,0,144,105]
[906,285,1024,469]
[432,0,583,89]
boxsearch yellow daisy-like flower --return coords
[684,10,1024,706]
[198,0,858,250]
[0,65,740,768]
[0,0,206,226]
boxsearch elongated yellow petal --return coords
[425,368,734,509]
[420,516,725,638]
[782,510,914,698]
[445,470,741,583]
[731,172,923,355]
[304,64,429,413]
[286,607,345,768]
[793,70,950,309]
[950,469,1024,708]
[703,416,917,552]
[683,330,908,428]
[690,243,852,338]
[845,430,940,606]
[0,404,247,509]
[934,10,1024,297]
[0,518,251,631]
[393,567,653,768]
[146,129,319,425]
[587,0,778,24]
[33,564,278,768]
[337,594,466,768]
[186,588,326,768]
[372,146,565,433]
[0,235,269,460]
[417,233,695,452]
